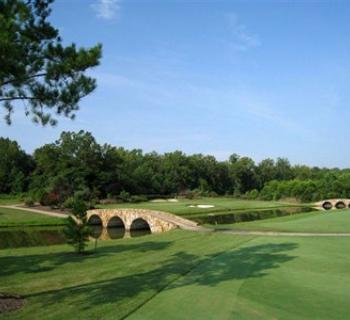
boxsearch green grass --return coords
[1,230,350,319]
[0,207,66,227]
[214,209,350,233]
[0,231,251,319]
[128,235,350,320]
[98,197,299,216]
[0,195,23,206]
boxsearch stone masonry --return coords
[87,208,179,233]
[314,199,350,210]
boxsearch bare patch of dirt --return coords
[0,293,25,314]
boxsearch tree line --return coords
[1,130,350,206]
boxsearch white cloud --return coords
[227,13,261,51]
[91,0,120,20]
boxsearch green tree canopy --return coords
[0,0,102,125]
[4,130,350,204]
[0,137,34,193]
[30,130,103,203]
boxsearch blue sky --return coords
[2,0,350,167]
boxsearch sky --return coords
[2,0,350,168]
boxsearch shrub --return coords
[119,190,131,202]
[246,189,259,200]
[180,189,200,200]
[86,198,97,209]
[99,198,117,205]
[39,191,60,207]
[208,191,218,197]
[62,197,75,209]
[185,191,194,199]
[74,187,92,202]
[130,195,148,203]
[24,198,35,207]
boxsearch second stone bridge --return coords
[314,199,350,210]
[86,208,200,234]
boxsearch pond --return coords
[0,226,151,249]
[90,225,151,240]
[188,207,316,225]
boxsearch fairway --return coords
[128,236,350,320]
[219,209,350,233]
[1,230,350,319]
[98,197,298,216]
[0,207,66,227]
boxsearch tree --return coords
[63,199,90,253]
[275,158,294,181]
[30,130,103,204]
[0,0,102,125]
[228,155,258,194]
[0,137,34,193]
[257,158,276,189]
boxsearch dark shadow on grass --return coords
[172,243,298,288]
[23,242,298,317]
[0,241,173,277]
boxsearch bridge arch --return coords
[88,214,103,239]
[130,218,151,231]
[322,201,332,210]
[335,201,346,209]
[107,216,125,228]
[88,214,103,225]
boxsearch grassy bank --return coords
[213,209,350,233]
[0,207,66,227]
[0,195,23,206]
[1,230,350,319]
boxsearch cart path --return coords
[0,205,69,218]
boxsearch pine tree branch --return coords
[0,73,47,87]
[0,96,38,102]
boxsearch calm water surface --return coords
[0,226,151,249]
[189,207,316,225]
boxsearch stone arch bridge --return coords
[314,199,350,210]
[86,208,199,234]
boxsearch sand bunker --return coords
[150,198,179,203]
[188,205,215,209]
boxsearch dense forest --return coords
[1,130,349,207]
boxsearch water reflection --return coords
[190,207,316,225]
[0,227,65,249]
[130,228,151,238]
[89,226,150,240]
[108,227,126,239]
[90,225,103,239]
[0,226,152,249]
